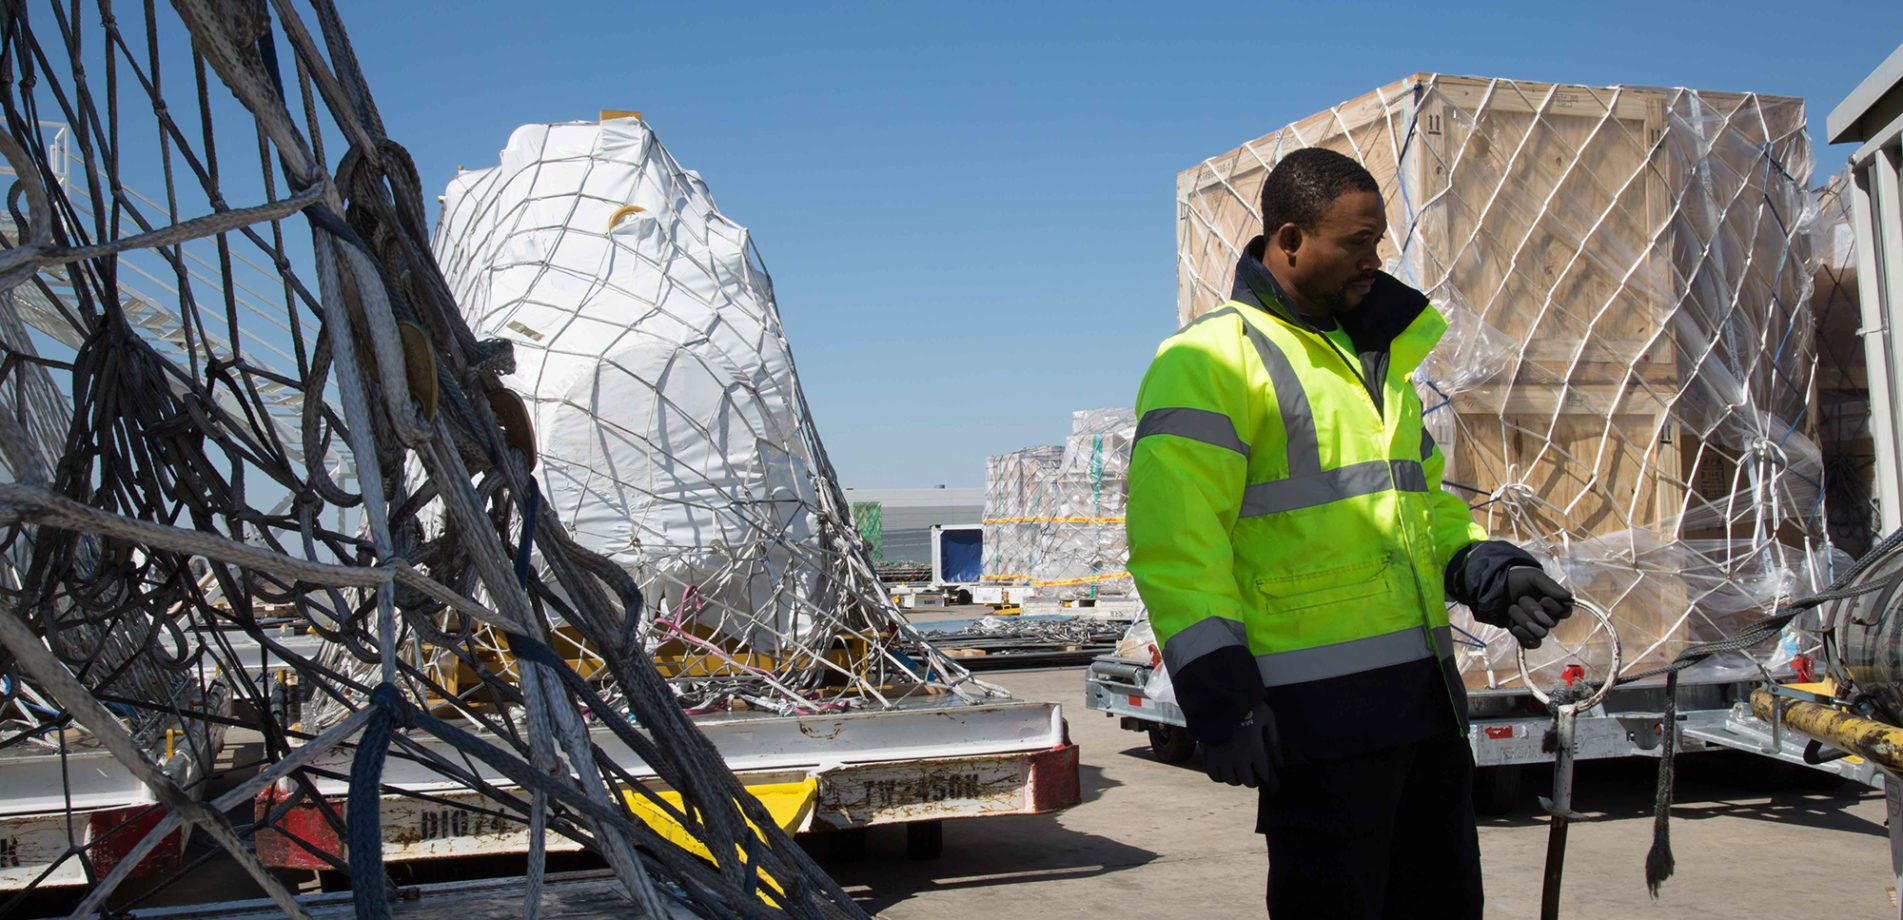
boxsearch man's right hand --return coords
[1203,701,1280,792]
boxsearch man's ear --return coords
[1272,222,1304,260]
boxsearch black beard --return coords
[1316,288,1354,314]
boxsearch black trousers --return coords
[1257,730,1483,919]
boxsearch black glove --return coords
[1502,567,1575,649]
[1202,701,1280,792]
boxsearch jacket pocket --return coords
[1253,552,1392,613]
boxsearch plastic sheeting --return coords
[850,501,886,564]
[983,444,1063,584]
[434,117,983,708]
[1178,74,1836,690]
[983,409,1135,597]
[1812,170,1876,559]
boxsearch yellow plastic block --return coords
[621,777,818,904]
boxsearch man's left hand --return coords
[1501,568,1574,649]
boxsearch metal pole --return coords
[1540,703,1579,920]
[1748,689,1903,771]
[1516,600,1620,920]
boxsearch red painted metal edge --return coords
[254,785,344,870]
[1026,743,1081,814]
[87,804,182,879]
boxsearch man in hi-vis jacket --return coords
[1127,147,1574,919]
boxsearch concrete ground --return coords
[817,665,1897,919]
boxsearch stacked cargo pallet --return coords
[983,411,1137,599]
[1179,74,1830,690]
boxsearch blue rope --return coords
[514,479,541,586]
[347,683,409,920]
[1449,623,1490,649]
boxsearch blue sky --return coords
[340,1,1901,488]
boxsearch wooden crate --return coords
[1177,75,1815,688]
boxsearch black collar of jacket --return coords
[1230,235,1429,352]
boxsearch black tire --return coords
[906,821,944,860]
[1472,764,1523,816]
[1147,723,1197,765]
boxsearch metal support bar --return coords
[1749,689,1903,772]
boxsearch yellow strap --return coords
[981,516,1125,524]
[1030,571,1131,586]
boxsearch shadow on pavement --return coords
[1479,753,1885,836]
[815,764,1160,916]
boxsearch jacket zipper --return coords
[1300,321,1467,735]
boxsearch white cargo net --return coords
[1177,74,1835,690]
[433,117,995,712]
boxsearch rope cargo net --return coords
[0,2,913,917]
[1177,74,1838,691]
[428,116,994,718]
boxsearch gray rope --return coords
[0,4,882,916]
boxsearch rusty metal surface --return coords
[1751,688,1903,770]
[812,745,1081,829]
[253,745,1083,870]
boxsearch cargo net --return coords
[0,3,870,918]
[1177,74,1837,691]
[427,115,994,716]
[1809,171,1876,561]
[983,410,1136,599]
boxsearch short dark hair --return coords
[1260,148,1380,235]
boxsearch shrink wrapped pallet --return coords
[1027,409,1136,597]
[983,445,1063,584]
[1178,74,1833,689]
[983,411,1137,597]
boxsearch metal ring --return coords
[1515,597,1622,710]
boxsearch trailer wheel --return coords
[1147,723,1196,764]
[1472,764,1523,816]
[906,820,944,860]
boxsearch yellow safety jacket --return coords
[1129,240,1497,752]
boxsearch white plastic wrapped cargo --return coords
[1029,409,1136,596]
[983,445,1062,584]
[433,117,847,663]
